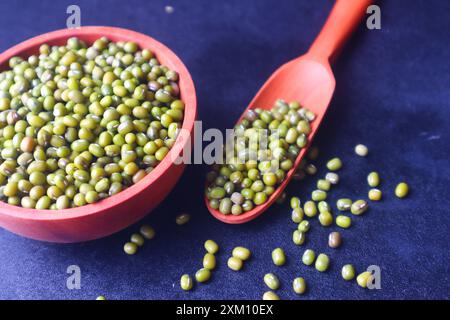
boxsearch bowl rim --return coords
[0,26,197,221]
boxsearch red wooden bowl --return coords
[0,26,196,243]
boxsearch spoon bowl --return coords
[206,0,372,223]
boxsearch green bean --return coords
[203,253,216,270]
[357,271,373,288]
[130,233,145,246]
[292,230,306,246]
[205,100,315,215]
[367,172,380,187]
[354,144,368,156]
[0,37,184,209]
[315,253,330,272]
[271,248,286,266]
[336,198,352,211]
[298,220,310,233]
[140,225,155,240]
[318,211,333,226]
[123,242,138,255]
[195,268,211,283]
[291,207,304,223]
[311,189,327,201]
[262,291,280,300]
[341,264,356,281]
[328,231,342,248]
[227,257,243,271]
[175,213,191,225]
[302,249,316,266]
[336,215,352,228]
[325,172,339,185]
[326,158,342,171]
[350,200,369,215]
[303,200,317,217]
[263,273,280,290]
[204,240,219,254]
[368,188,382,201]
[180,274,193,291]
[318,201,331,213]
[232,246,251,261]
[292,277,306,294]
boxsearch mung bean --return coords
[271,248,286,266]
[395,182,409,198]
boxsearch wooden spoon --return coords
[207,0,373,223]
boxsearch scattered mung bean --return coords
[292,277,307,294]
[341,264,356,281]
[262,291,280,300]
[318,211,333,226]
[203,253,217,270]
[123,242,138,255]
[328,231,342,248]
[336,215,352,228]
[290,196,301,209]
[271,248,286,266]
[130,233,145,247]
[367,172,380,187]
[175,213,191,225]
[140,225,155,240]
[336,198,352,211]
[326,157,342,171]
[305,164,317,175]
[204,240,219,254]
[205,100,315,214]
[315,253,330,272]
[302,249,316,266]
[304,200,317,217]
[356,271,372,288]
[292,230,306,246]
[395,182,409,198]
[263,273,280,290]
[195,268,211,283]
[318,201,331,213]
[311,189,327,201]
[232,246,251,261]
[180,274,194,291]
[227,257,243,271]
[298,220,310,233]
[291,207,304,223]
[350,200,368,215]
[368,188,382,201]
[354,144,368,157]
[325,172,339,185]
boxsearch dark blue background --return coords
[0,0,448,300]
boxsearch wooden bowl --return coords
[0,26,197,243]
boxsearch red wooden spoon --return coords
[206,0,373,223]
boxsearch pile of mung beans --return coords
[205,99,315,215]
[0,37,184,209]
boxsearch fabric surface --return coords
[0,0,449,300]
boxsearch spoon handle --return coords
[308,0,373,62]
